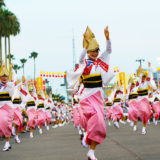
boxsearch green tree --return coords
[2,9,14,67]
[7,54,15,61]
[0,0,5,8]
[0,8,5,65]
[0,1,5,65]
[20,58,27,76]
[8,14,20,70]
[29,51,38,80]
[4,10,20,70]
[0,7,20,68]
[13,64,21,74]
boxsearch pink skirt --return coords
[80,91,106,145]
[0,104,13,137]
[106,107,113,119]
[37,110,46,127]
[138,98,151,124]
[27,108,37,129]
[152,102,160,119]
[78,107,87,129]
[46,110,52,124]
[112,104,123,121]
[73,106,80,127]
[13,107,23,132]
[128,100,139,122]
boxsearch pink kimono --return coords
[0,82,15,137]
[37,98,46,127]
[67,39,114,145]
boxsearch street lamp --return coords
[136,59,145,67]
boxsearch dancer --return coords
[37,89,46,134]
[136,62,156,134]
[45,92,53,130]
[149,89,160,125]
[67,26,114,160]
[112,83,124,128]
[22,82,37,138]
[127,78,139,131]
[0,63,16,151]
[12,81,23,143]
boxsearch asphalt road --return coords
[0,122,160,160]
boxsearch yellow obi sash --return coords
[137,89,148,96]
[82,73,102,88]
[37,103,44,109]
[13,97,22,104]
[154,97,159,102]
[26,101,36,107]
[129,93,138,100]
[113,98,121,103]
[0,92,11,101]
[106,102,112,106]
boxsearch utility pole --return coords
[72,29,76,70]
[136,59,145,67]
[64,71,69,103]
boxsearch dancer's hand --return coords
[30,79,33,85]
[148,62,151,67]
[49,91,52,96]
[22,76,26,83]
[10,63,13,70]
[104,26,110,40]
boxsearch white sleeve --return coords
[109,87,116,101]
[126,84,131,99]
[44,100,48,109]
[7,82,15,97]
[147,67,157,89]
[99,40,112,64]
[11,88,19,101]
[67,80,80,94]
[147,80,157,90]
[11,69,17,83]
[79,49,87,64]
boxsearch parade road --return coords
[0,122,160,160]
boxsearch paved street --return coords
[0,122,160,160]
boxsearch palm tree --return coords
[7,54,15,61]
[13,64,21,74]
[20,58,27,76]
[0,0,5,8]
[0,8,5,65]
[0,1,6,65]
[8,14,20,71]
[29,51,38,80]
[4,11,20,70]
[2,9,14,67]
[0,8,20,68]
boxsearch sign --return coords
[40,71,66,78]
[157,68,160,88]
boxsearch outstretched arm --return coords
[147,62,157,89]
[99,26,112,63]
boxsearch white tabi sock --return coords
[5,141,10,146]
[87,149,97,160]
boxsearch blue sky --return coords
[3,0,160,94]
